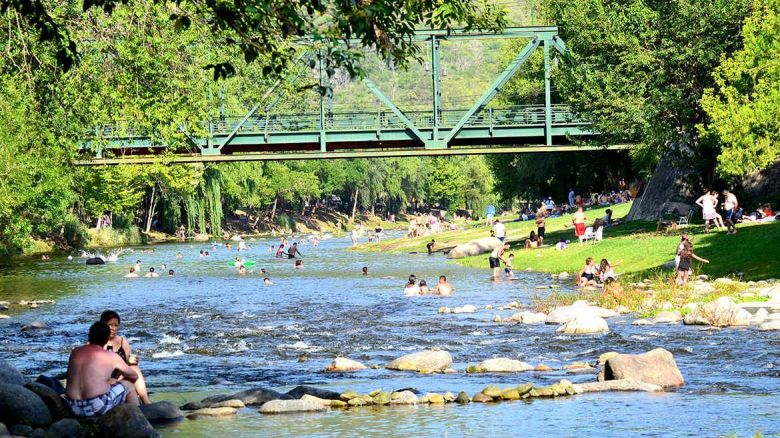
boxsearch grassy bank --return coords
[359,203,633,254]
[458,215,780,281]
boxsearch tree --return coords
[5,0,507,79]
[700,0,780,177]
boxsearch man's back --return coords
[66,345,127,400]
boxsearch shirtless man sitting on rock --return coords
[65,321,139,417]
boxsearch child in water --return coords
[504,254,515,277]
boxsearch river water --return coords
[1,235,778,437]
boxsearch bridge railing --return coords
[93,104,585,140]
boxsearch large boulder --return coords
[85,257,105,265]
[258,399,326,414]
[556,315,609,334]
[46,418,82,438]
[21,321,49,332]
[389,391,418,405]
[466,358,533,373]
[285,386,342,401]
[139,401,183,424]
[0,384,52,427]
[759,320,780,331]
[683,297,751,327]
[602,348,684,389]
[95,404,157,438]
[387,350,452,372]
[24,383,71,421]
[324,358,367,372]
[0,361,24,386]
[546,301,618,324]
[446,237,503,259]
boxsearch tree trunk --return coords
[252,207,262,228]
[96,216,104,229]
[351,188,359,222]
[145,186,156,233]
[270,197,278,221]
[301,197,307,216]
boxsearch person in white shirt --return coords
[493,220,507,242]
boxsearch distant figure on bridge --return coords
[485,204,496,226]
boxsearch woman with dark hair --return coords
[100,310,151,404]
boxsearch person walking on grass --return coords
[493,219,507,242]
[675,240,709,286]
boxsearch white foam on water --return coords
[159,334,182,345]
[152,350,185,359]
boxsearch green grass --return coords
[358,203,633,254]
[458,212,780,281]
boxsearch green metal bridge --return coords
[78,26,621,165]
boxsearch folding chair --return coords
[677,209,693,227]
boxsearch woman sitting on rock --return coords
[577,257,598,288]
[100,310,151,404]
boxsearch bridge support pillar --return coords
[544,39,552,146]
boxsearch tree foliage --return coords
[700,0,780,177]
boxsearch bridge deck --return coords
[78,104,608,164]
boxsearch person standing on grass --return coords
[485,204,496,226]
[675,240,709,286]
[489,242,510,280]
[568,188,575,207]
[696,190,724,232]
[722,190,738,234]
[572,206,587,245]
[535,210,546,246]
[493,219,507,242]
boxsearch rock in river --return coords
[0,360,24,386]
[651,310,683,324]
[140,401,184,423]
[325,357,367,372]
[0,383,52,427]
[602,348,684,389]
[21,321,48,332]
[387,350,452,372]
[556,315,609,334]
[503,311,546,324]
[389,391,418,405]
[96,404,157,438]
[466,358,533,373]
[546,301,618,324]
[259,399,326,414]
[286,386,342,401]
[683,297,751,327]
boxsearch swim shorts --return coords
[489,257,500,269]
[575,223,586,236]
[65,382,127,417]
[537,226,545,238]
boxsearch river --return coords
[0,235,778,436]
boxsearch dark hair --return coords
[168,270,174,276]
[409,274,417,281]
[88,321,111,345]
[586,257,593,264]
[100,310,120,324]
[439,275,447,281]
[419,279,427,287]
[149,267,155,272]
[509,253,515,258]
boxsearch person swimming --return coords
[234,257,242,268]
[124,267,138,278]
[239,265,248,275]
[263,277,274,285]
[432,275,454,296]
[144,267,159,278]
[294,259,303,269]
[404,278,421,296]
[362,266,368,276]
[419,279,430,294]
[168,269,174,277]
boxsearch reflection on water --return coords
[0,235,778,436]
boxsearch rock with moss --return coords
[500,388,520,400]
[455,392,470,404]
[516,383,534,396]
[259,399,326,414]
[471,392,494,403]
[480,385,502,398]
[339,391,361,401]
[371,392,392,405]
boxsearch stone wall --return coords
[741,159,780,202]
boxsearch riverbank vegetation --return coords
[1,0,779,256]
